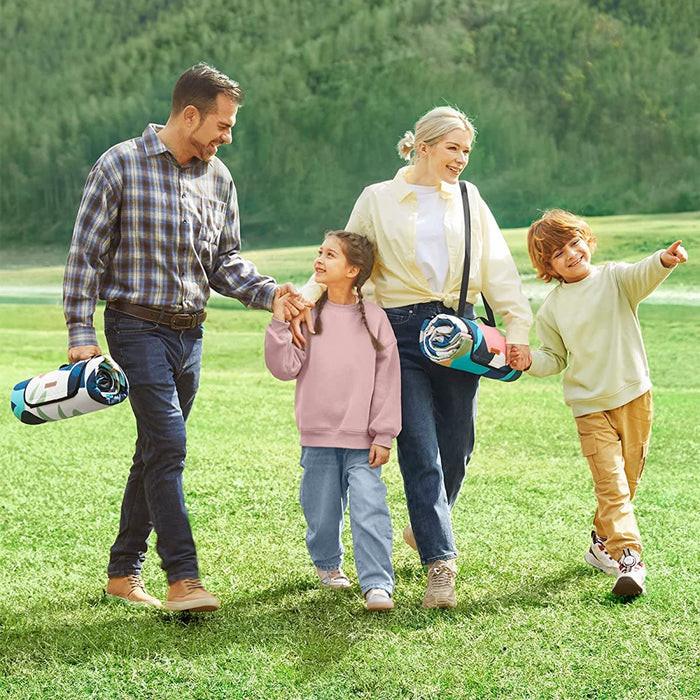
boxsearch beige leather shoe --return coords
[104,575,162,609]
[165,578,220,612]
[422,559,457,609]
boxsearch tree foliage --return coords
[1,0,698,247]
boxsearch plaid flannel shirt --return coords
[63,124,276,347]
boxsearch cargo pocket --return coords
[578,434,602,480]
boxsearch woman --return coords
[301,106,532,608]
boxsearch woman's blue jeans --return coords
[104,308,203,584]
[299,447,395,595]
[384,302,480,566]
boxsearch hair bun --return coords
[397,131,415,160]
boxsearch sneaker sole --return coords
[612,576,645,597]
[422,595,457,609]
[104,591,163,609]
[366,600,395,611]
[164,598,220,612]
[584,550,619,576]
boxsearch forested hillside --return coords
[1,0,698,248]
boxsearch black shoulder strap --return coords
[458,181,495,326]
[457,181,471,318]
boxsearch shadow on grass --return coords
[0,562,644,685]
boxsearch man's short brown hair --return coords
[171,63,244,116]
[527,210,598,283]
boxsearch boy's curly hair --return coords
[527,209,598,283]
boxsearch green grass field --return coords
[1,213,699,699]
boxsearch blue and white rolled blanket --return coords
[420,314,521,382]
[11,355,129,424]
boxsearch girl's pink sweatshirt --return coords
[264,300,401,449]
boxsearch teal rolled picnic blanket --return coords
[420,314,521,382]
[11,355,129,424]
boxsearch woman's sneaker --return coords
[584,531,619,576]
[612,549,646,597]
[422,560,457,608]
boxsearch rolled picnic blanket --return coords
[420,314,521,382]
[11,355,129,424]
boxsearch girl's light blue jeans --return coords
[299,446,394,595]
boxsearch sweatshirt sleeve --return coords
[476,191,533,345]
[264,318,307,380]
[368,315,402,448]
[614,251,673,307]
[527,303,568,378]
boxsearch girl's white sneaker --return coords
[365,588,394,611]
[315,567,352,589]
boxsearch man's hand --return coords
[68,344,101,363]
[507,343,532,371]
[369,444,390,468]
[660,240,688,268]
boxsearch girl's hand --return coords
[661,240,688,268]
[369,444,390,468]
[271,290,291,321]
[507,343,532,371]
[290,306,315,348]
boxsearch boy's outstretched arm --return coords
[660,240,688,268]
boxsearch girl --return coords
[265,231,401,611]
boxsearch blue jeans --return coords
[384,302,480,566]
[104,308,203,584]
[299,447,394,595]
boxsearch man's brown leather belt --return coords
[107,299,207,330]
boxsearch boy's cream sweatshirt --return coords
[528,251,672,416]
[264,300,401,449]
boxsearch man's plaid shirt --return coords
[63,124,276,347]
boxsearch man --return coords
[63,63,297,612]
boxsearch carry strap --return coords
[458,181,495,326]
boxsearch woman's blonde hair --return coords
[397,106,476,162]
[527,210,598,283]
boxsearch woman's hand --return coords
[369,444,391,468]
[507,344,532,371]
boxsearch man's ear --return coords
[182,105,201,128]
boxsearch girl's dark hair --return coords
[314,231,383,351]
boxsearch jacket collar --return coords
[391,166,456,202]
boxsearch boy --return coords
[514,209,687,596]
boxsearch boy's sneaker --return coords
[612,549,646,597]
[422,559,457,609]
[584,531,619,576]
[365,588,394,611]
[315,567,352,589]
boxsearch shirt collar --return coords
[142,124,169,157]
[391,166,456,202]
[142,123,210,169]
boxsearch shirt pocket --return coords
[199,199,228,244]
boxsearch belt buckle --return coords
[170,313,195,330]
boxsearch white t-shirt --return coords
[410,184,449,293]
